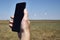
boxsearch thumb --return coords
[23,9,28,20]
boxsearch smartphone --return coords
[12,2,26,32]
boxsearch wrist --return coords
[21,29,30,40]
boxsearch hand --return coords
[9,9,30,40]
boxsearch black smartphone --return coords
[12,2,26,32]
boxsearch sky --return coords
[0,0,60,20]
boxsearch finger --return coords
[9,19,13,24]
[9,24,13,28]
[24,9,28,15]
[23,9,29,20]
[10,16,14,19]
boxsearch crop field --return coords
[0,20,60,40]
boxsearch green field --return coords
[0,20,60,40]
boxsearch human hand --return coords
[9,9,30,40]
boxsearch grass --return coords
[0,20,60,40]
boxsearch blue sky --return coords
[0,0,60,20]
